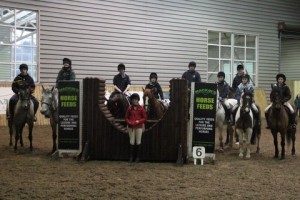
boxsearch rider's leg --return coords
[284,102,297,129]
[223,100,231,123]
[31,96,39,121]
[8,94,18,119]
[265,104,272,129]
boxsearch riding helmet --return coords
[63,58,71,66]
[237,64,244,70]
[276,73,286,82]
[118,63,125,71]
[149,72,158,80]
[19,63,28,70]
[188,61,196,68]
[217,71,225,78]
[130,93,140,101]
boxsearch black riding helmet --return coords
[276,73,286,82]
[188,61,196,68]
[19,63,28,70]
[149,72,158,80]
[217,71,225,78]
[63,58,72,66]
[118,63,125,71]
[130,93,140,101]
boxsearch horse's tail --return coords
[286,128,293,146]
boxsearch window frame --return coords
[207,30,258,87]
[0,7,40,82]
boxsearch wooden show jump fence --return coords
[82,78,188,162]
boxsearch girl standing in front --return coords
[125,93,147,163]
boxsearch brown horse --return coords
[107,92,130,118]
[143,88,166,119]
[269,90,296,159]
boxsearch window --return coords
[207,31,257,86]
[0,8,38,81]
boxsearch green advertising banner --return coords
[192,82,217,154]
[58,81,80,150]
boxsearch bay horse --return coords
[143,88,167,119]
[269,89,296,159]
[14,86,35,151]
[40,86,59,153]
[235,92,254,159]
[107,92,130,118]
[216,98,237,150]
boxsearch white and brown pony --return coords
[216,98,237,150]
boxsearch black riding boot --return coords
[129,145,134,163]
[265,112,270,129]
[135,145,141,163]
[224,107,231,123]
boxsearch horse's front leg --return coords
[14,126,20,151]
[20,124,25,147]
[272,130,279,158]
[28,124,33,151]
[280,131,286,160]
[291,128,296,156]
[245,128,252,159]
[236,129,244,158]
[218,126,224,151]
[8,120,13,146]
[52,123,57,153]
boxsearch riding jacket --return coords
[145,82,164,100]
[232,73,244,91]
[271,83,291,103]
[235,82,254,101]
[56,67,76,85]
[125,105,147,128]
[12,73,35,94]
[113,73,131,92]
[182,70,201,88]
[217,80,229,99]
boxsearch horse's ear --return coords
[51,86,54,92]
[42,85,45,91]
[142,87,145,92]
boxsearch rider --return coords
[145,72,164,100]
[181,61,201,89]
[125,93,147,163]
[109,63,131,99]
[232,74,260,125]
[216,71,231,123]
[56,58,76,87]
[265,73,296,129]
[7,64,39,121]
[232,64,245,91]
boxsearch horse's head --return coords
[107,92,130,118]
[18,86,31,110]
[41,86,56,117]
[240,92,252,114]
[271,89,283,110]
[143,88,155,109]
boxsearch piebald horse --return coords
[235,93,254,159]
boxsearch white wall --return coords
[1,0,299,95]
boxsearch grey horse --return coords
[40,86,59,153]
[14,86,34,151]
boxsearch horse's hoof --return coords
[9,143,12,146]
[239,153,243,159]
[245,155,251,159]
[274,155,279,159]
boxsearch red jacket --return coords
[125,104,147,128]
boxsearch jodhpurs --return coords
[128,127,143,145]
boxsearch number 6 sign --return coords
[193,146,205,165]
